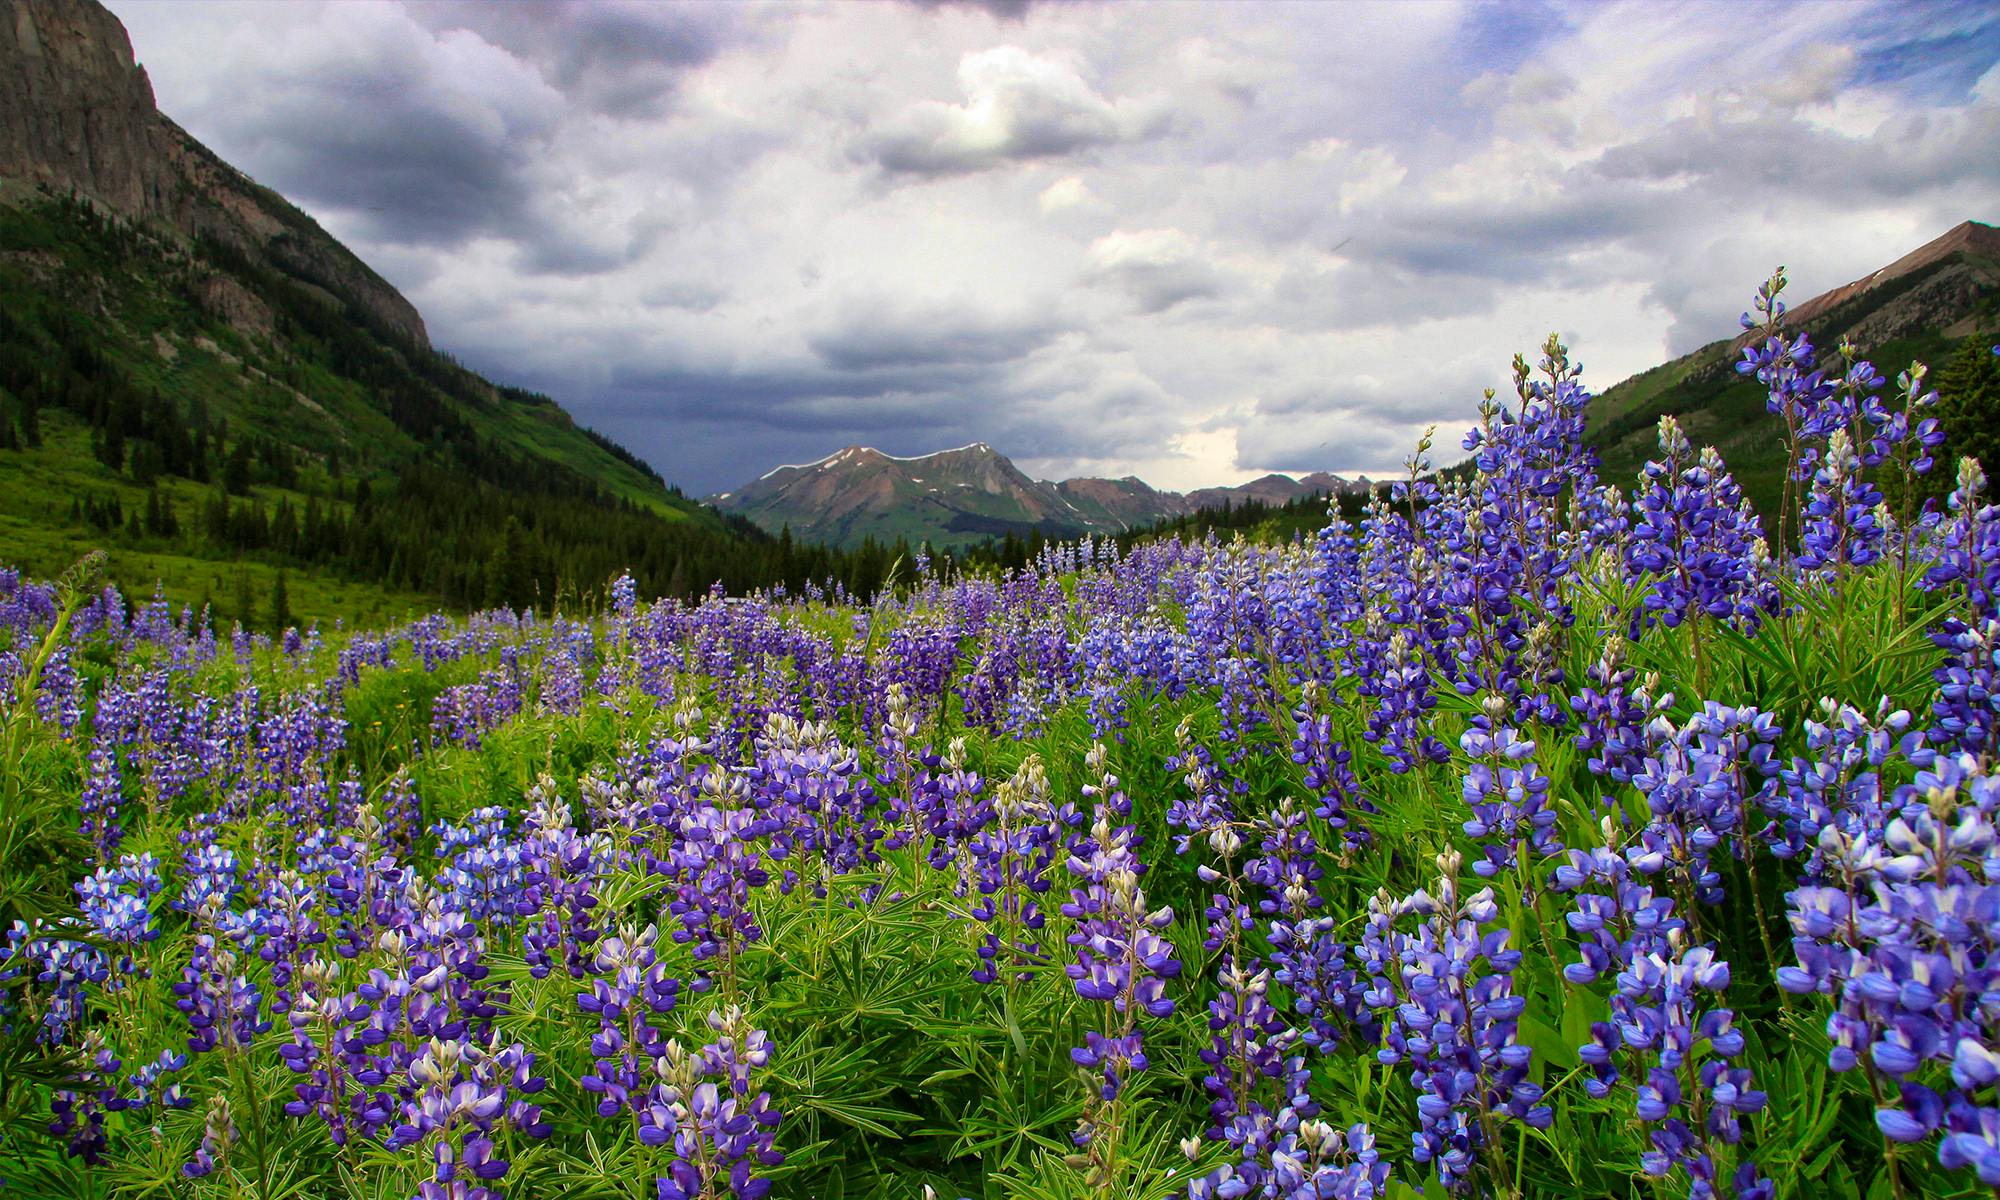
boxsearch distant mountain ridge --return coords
[728,218,2000,551]
[712,442,1364,549]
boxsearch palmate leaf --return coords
[808,1098,919,1139]
[939,1050,1083,1169]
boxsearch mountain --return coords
[1588,220,2000,513]
[0,0,914,623]
[0,0,424,345]
[711,442,1363,549]
[714,444,1093,549]
[1052,475,1194,531]
[1186,472,1355,512]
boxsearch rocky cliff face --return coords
[0,0,428,345]
[0,0,166,214]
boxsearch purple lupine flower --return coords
[1459,720,1562,880]
[121,1048,191,1113]
[382,1036,551,1197]
[432,668,525,750]
[1290,681,1374,852]
[1189,1116,1396,1200]
[578,923,682,1124]
[1919,460,2000,759]
[1553,830,1685,1007]
[1627,703,1781,911]
[1171,762,1310,1159]
[75,740,123,864]
[1778,753,2000,1188]
[966,753,1070,986]
[1568,635,1670,787]
[1436,337,1600,722]
[74,858,158,953]
[256,869,324,1018]
[1610,939,1770,1198]
[874,682,945,864]
[1874,362,1945,488]
[172,910,271,1055]
[518,778,607,980]
[182,1091,235,1178]
[1626,417,1778,637]
[47,1034,119,1163]
[1354,623,1450,774]
[652,1006,783,1200]
[1,918,110,1044]
[1358,850,1551,1192]
[1062,758,1180,1183]
[34,643,81,734]
[666,769,777,999]
[175,843,242,914]
[1764,701,1911,867]
[1738,270,1836,475]
[1798,430,1887,576]
[748,712,880,895]
[278,957,367,1145]
[432,806,527,923]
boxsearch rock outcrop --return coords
[0,0,428,346]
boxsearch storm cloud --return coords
[109,0,2000,496]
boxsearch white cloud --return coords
[1085,228,1227,313]
[1038,174,1099,214]
[857,45,1173,177]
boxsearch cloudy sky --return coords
[108,0,2000,496]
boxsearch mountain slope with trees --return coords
[0,0,922,624]
[1586,220,2000,513]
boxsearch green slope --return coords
[0,191,854,620]
[1588,247,2000,514]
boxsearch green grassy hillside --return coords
[1588,248,2000,512]
[0,191,904,620]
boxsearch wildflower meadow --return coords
[2,272,1998,1200]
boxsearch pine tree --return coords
[1936,334,2000,474]
[224,442,253,495]
[233,571,255,629]
[484,516,529,609]
[268,570,291,632]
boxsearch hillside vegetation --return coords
[1589,222,2000,513]
[0,193,928,621]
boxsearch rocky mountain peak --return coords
[1728,219,1999,353]
[715,439,1357,548]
